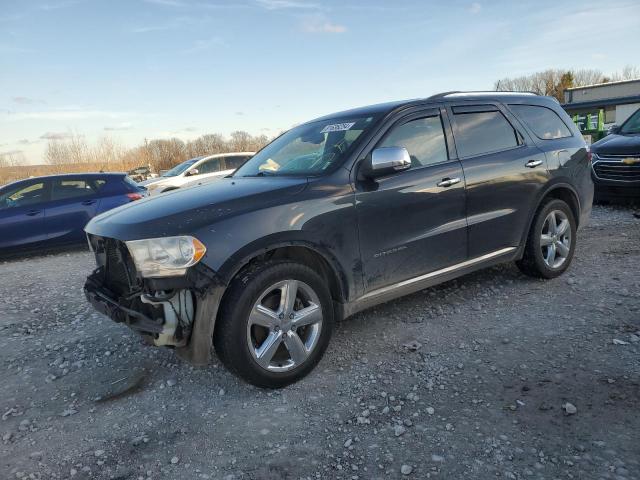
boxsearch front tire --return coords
[214,261,334,388]
[517,198,577,279]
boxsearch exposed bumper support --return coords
[84,271,164,334]
[84,262,225,366]
[175,287,225,366]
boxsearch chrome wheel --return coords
[540,210,571,268]
[246,280,323,373]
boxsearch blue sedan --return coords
[0,173,146,253]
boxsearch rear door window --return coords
[509,104,572,140]
[224,156,250,170]
[197,158,222,174]
[452,107,521,158]
[52,179,98,201]
[0,182,47,209]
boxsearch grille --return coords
[105,239,137,295]
[593,156,640,182]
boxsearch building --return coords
[562,79,640,142]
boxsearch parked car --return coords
[590,107,640,200]
[139,152,255,195]
[0,173,145,254]
[127,165,155,183]
[84,92,593,388]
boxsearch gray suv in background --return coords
[84,91,593,388]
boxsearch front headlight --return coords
[126,236,206,278]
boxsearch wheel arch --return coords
[217,240,350,305]
[518,182,581,255]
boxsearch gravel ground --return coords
[1,204,639,480]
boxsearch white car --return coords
[140,152,255,195]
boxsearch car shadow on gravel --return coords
[0,243,88,262]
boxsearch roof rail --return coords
[428,90,539,100]
[426,91,462,100]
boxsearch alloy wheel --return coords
[540,210,571,269]
[246,280,323,372]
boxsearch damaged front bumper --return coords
[84,271,195,347]
[84,235,224,364]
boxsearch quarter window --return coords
[379,116,448,168]
[453,109,521,157]
[509,104,572,140]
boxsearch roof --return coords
[308,91,554,123]
[1,172,126,188]
[199,152,256,159]
[562,94,640,111]
[565,78,640,92]
[182,152,255,164]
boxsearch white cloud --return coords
[104,122,134,131]
[185,36,226,53]
[39,132,74,140]
[0,149,25,156]
[142,0,186,6]
[256,0,318,10]
[468,2,481,14]
[494,1,640,73]
[301,14,346,33]
[12,96,44,105]
[39,1,83,11]
[2,109,130,121]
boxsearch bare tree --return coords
[186,134,227,157]
[3,130,272,184]
[495,65,640,102]
[609,65,640,82]
[572,68,605,86]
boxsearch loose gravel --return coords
[0,204,639,479]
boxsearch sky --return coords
[1,0,639,165]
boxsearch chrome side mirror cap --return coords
[368,147,411,177]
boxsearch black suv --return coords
[84,92,593,388]
[590,107,640,200]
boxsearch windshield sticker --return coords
[320,122,355,133]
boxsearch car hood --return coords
[137,177,167,187]
[591,134,640,156]
[86,177,308,240]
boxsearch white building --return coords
[563,79,640,127]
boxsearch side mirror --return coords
[607,125,620,135]
[365,147,411,177]
[186,168,199,177]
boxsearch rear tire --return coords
[214,260,333,388]
[516,199,577,279]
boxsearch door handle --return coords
[81,199,96,205]
[525,160,543,168]
[26,209,41,216]
[437,177,461,188]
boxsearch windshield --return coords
[234,115,378,177]
[620,108,640,134]
[162,158,199,177]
